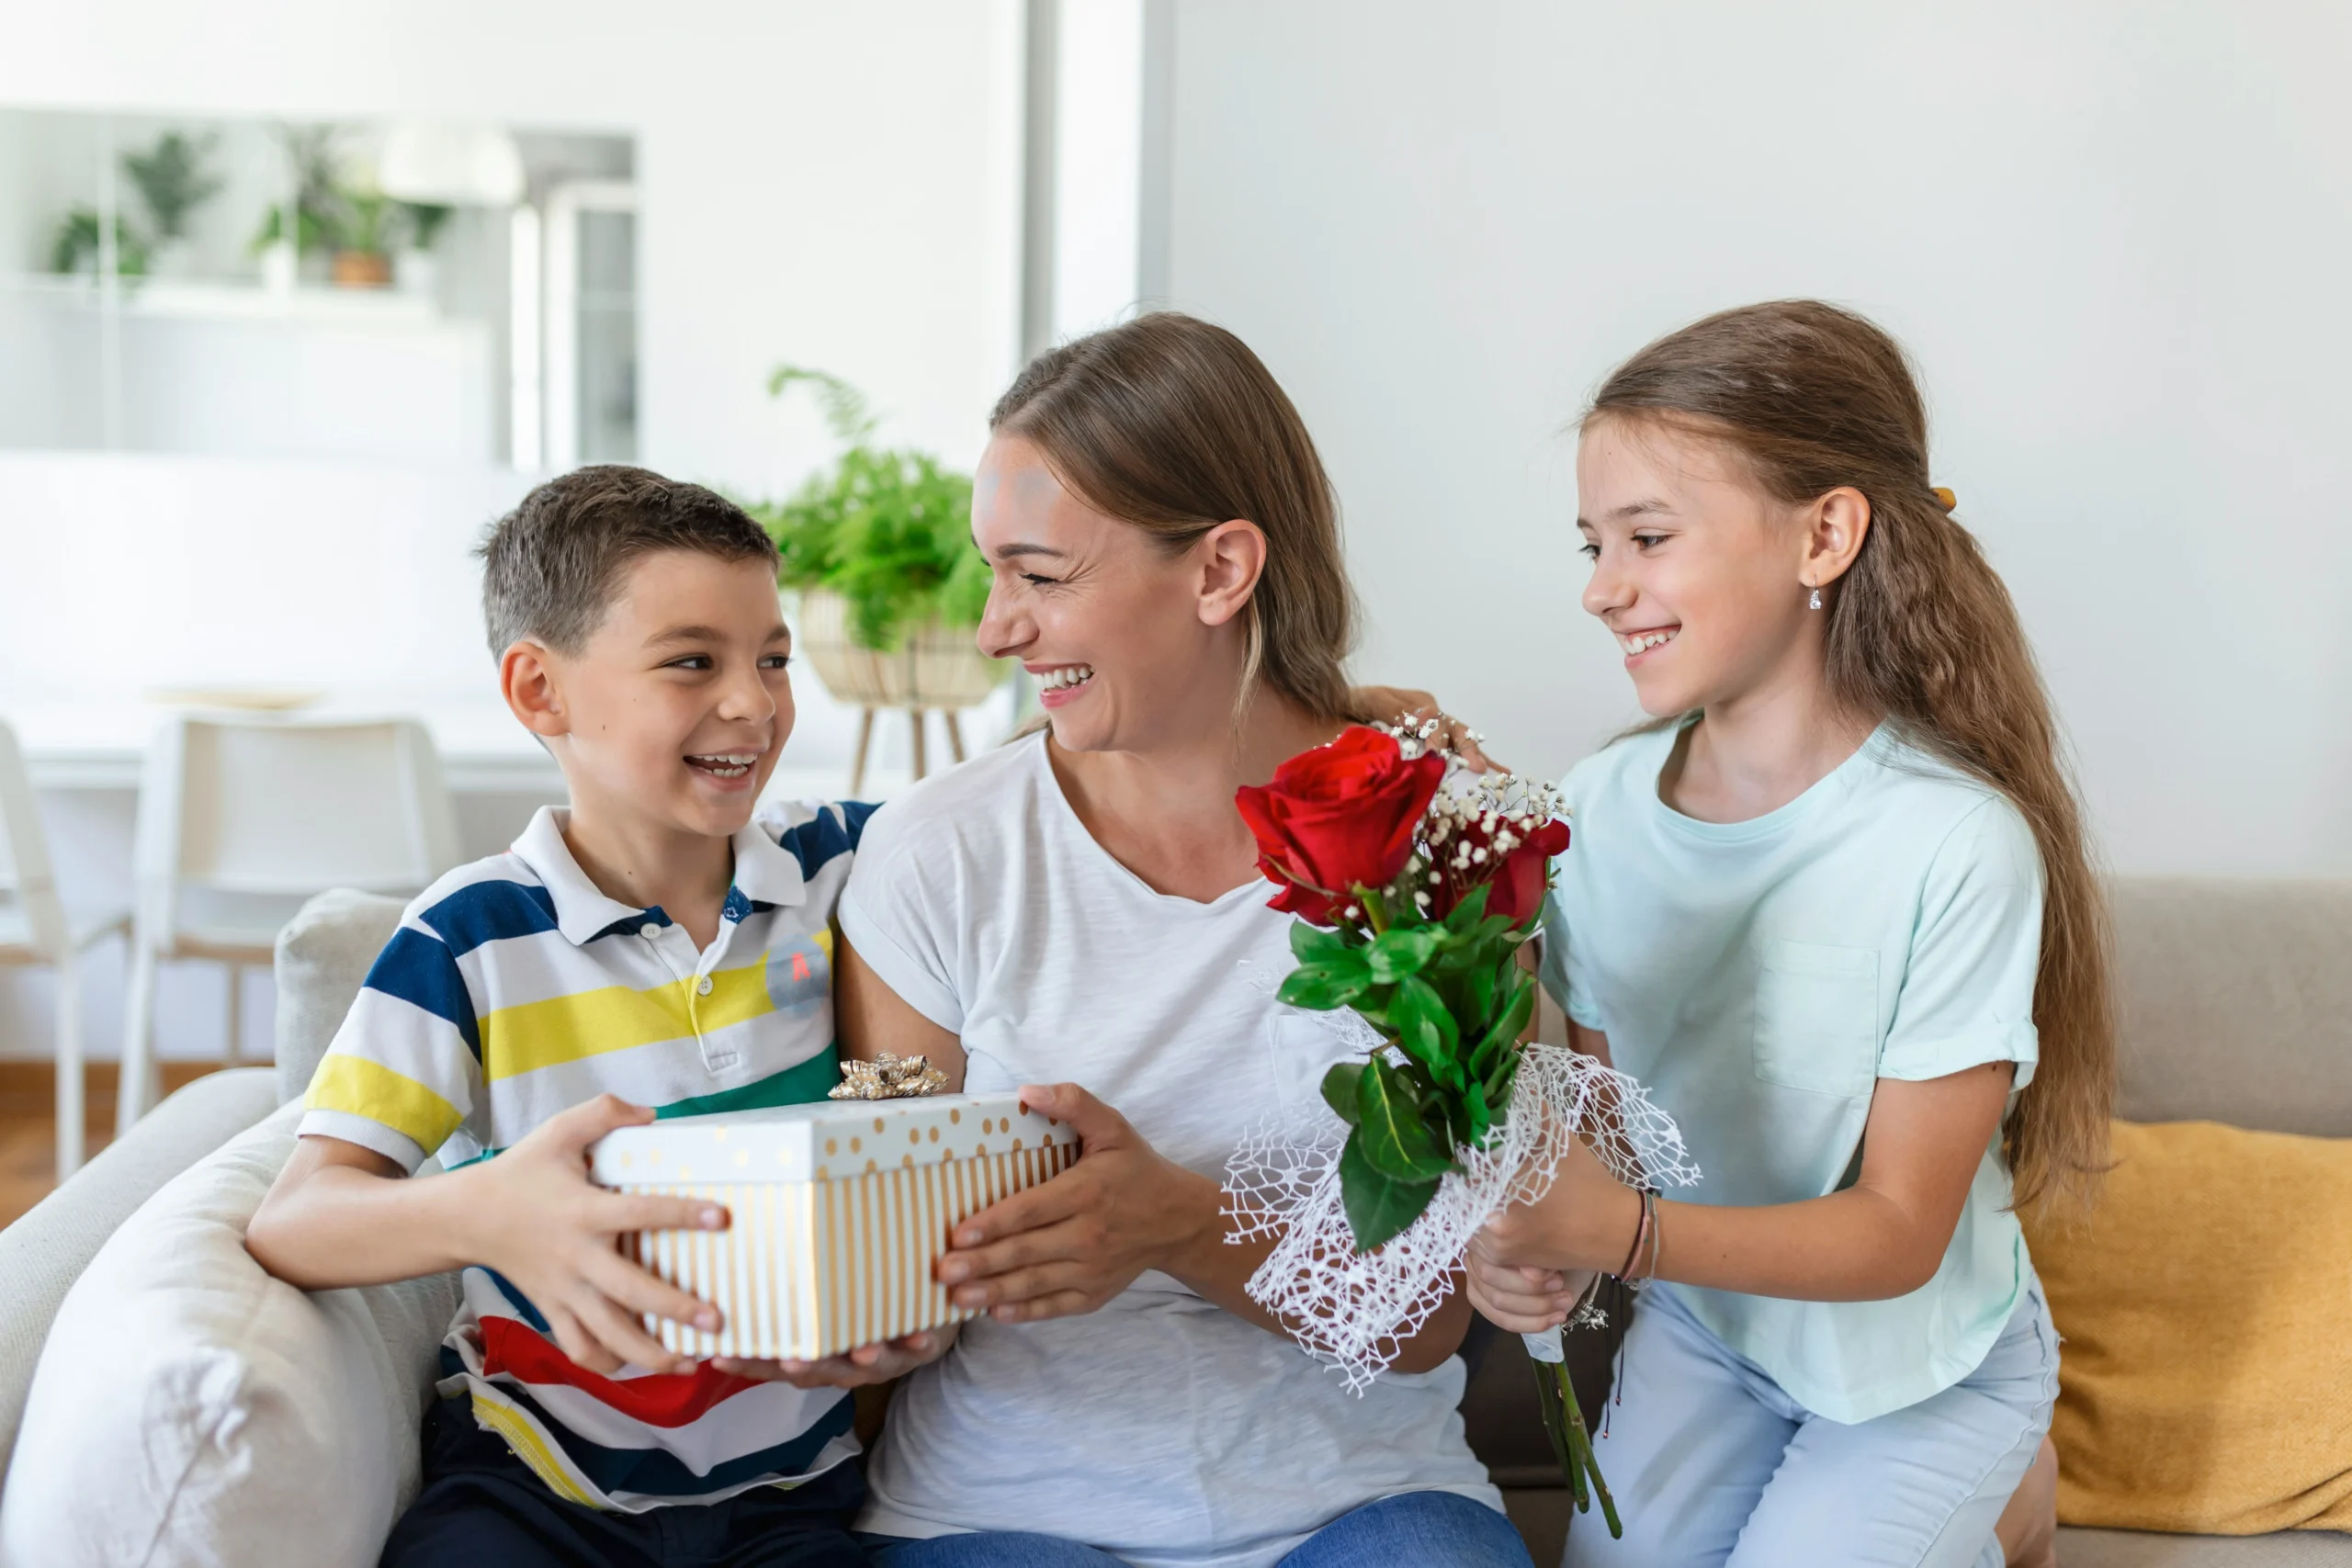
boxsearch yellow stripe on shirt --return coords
[306,1053,465,1156]
[481,961,779,1081]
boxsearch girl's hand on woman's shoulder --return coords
[1346,685,1502,773]
[933,1082,1218,1324]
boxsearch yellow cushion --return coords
[2020,1119,2352,1534]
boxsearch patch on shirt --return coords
[765,932,831,1018]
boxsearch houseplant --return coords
[121,131,222,274]
[745,366,1004,713]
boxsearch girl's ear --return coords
[1196,518,1269,629]
[1801,486,1872,592]
[501,641,572,739]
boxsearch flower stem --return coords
[1530,1356,1623,1540]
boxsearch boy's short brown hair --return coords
[476,465,780,659]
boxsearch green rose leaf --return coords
[1339,1133,1441,1253]
[1321,1061,1366,1126]
[1443,882,1493,933]
[1289,920,1355,966]
[1389,975,1464,1089]
[1353,1056,1453,1181]
[1278,960,1370,1011]
[1469,975,1538,1077]
[1364,927,1442,984]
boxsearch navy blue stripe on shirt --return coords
[837,799,878,845]
[775,805,861,881]
[476,1379,854,1498]
[362,927,483,1060]
[418,878,562,957]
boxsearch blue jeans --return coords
[862,1489,1532,1567]
[1565,1277,2059,1568]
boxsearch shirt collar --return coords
[509,806,806,947]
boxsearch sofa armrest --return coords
[0,1067,280,1479]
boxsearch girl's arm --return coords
[1475,1024,2012,1315]
[835,934,1476,1372]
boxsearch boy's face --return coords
[513,549,795,842]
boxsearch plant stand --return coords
[794,590,1006,796]
[849,708,968,796]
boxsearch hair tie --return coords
[1931,487,1958,513]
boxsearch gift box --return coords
[589,1093,1080,1360]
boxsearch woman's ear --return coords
[1195,519,1269,629]
[1802,486,1872,591]
[501,641,572,739]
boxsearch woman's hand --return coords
[1464,1252,1597,1336]
[933,1082,1219,1324]
[712,1325,958,1390]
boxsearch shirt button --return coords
[697,976,714,996]
[639,924,659,939]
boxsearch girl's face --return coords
[1576,418,1849,718]
[970,434,1261,754]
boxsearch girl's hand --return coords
[1476,1132,1644,1277]
[712,1325,958,1390]
[933,1082,1217,1324]
[1346,685,1502,773]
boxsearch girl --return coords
[1467,300,2112,1568]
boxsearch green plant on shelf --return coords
[50,209,150,279]
[121,130,223,242]
[744,367,990,653]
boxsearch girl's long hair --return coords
[1589,300,2114,1214]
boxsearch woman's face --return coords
[1575,418,1832,718]
[972,434,1260,754]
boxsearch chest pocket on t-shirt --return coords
[764,932,831,1020]
[1752,940,1881,1098]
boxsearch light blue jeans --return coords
[862,1489,1532,1567]
[1566,1277,2059,1568]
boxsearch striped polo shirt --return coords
[299,798,874,1512]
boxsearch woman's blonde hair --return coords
[1589,299,2115,1214]
[989,312,1358,722]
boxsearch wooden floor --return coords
[0,1062,227,1227]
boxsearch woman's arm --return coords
[836,933,1474,1373]
[1472,1026,2011,1323]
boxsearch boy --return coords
[247,467,934,1567]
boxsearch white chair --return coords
[118,715,463,1133]
[0,719,130,1177]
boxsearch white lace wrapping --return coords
[1225,1013,1701,1392]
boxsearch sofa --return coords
[0,879,2343,1564]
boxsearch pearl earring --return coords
[1808,587,1823,611]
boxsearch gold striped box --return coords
[589,1094,1080,1360]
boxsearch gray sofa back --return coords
[2109,878,2352,1136]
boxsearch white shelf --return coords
[0,273,439,325]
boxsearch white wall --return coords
[1156,0,2352,878]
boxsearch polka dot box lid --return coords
[588,1092,1078,1188]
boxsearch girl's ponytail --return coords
[1589,300,2115,1213]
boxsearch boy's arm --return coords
[246,1095,734,1375]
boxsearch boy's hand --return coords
[457,1093,729,1377]
[712,1324,959,1390]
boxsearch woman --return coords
[820,314,1527,1567]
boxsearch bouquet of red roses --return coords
[1235,725,1568,1249]
[1228,719,1695,1539]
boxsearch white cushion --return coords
[0,1102,458,1567]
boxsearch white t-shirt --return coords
[838,732,1500,1568]
[1542,719,2041,1425]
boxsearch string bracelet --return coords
[1613,1188,1653,1281]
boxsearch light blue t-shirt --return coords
[1541,718,2041,1425]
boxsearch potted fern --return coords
[745,367,1009,785]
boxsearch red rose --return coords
[1484,817,1571,926]
[1236,727,1446,926]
